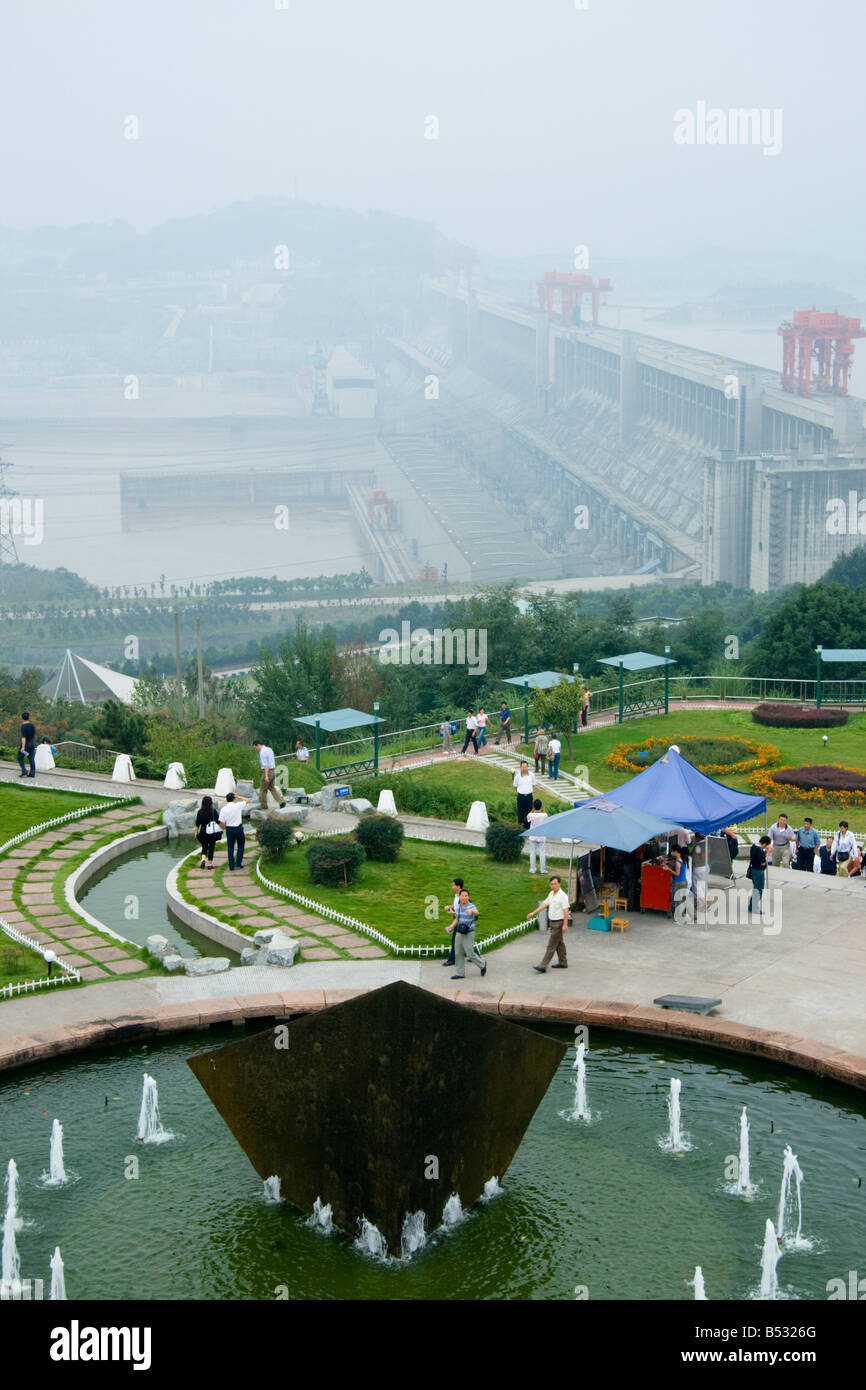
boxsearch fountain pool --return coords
[1,1025,863,1300]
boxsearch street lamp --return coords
[373,700,380,776]
[43,948,57,979]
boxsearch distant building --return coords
[39,650,138,706]
[326,348,377,419]
[703,448,866,590]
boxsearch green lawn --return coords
[354,758,565,821]
[260,838,552,948]
[542,709,866,832]
[0,783,111,841]
[0,940,50,991]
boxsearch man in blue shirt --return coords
[448,889,487,979]
[253,739,286,811]
[794,817,820,873]
[495,703,512,746]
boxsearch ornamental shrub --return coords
[255,816,296,862]
[484,821,525,863]
[307,837,365,888]
[751,704,849,728]
[355,812,404,862]
[770,764,866,793]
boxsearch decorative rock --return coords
[341,798,373,816]
[161,954,185,972]
[162,809,198,837]
[183,956,231,977]
[466,800,489,832]
[249,805,309,825]
[111,753,136,783]
[164,762,187,790]
[318,785,351,812]
[214,767,236,796]
[168,798,199,813]
[376,790,398,817]
[146,934,172,960]
[240,946,264,966]
[265,942,299,967]
[235,779,256,799]
[253,929,278,947]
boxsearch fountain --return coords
[482,1177,503,1201]
[262,1176,281,1204]
[42,1119,68,1188]
[691,1266,707,1300]
[660,1077,691,1152]
[49,1247,66,1301]
[759,1219,782,1299]
[442,1194,464,1228]
[1,1161,20,1286]
[571,1042,591,1121]
[308,1198,333,1234]
[777,1145,810,1250]
[726,1105,757,1197]
[400,1211,427,1259]
[354,1218,387,1259]
[136,1074,172,1145]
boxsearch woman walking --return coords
[195,794,221,869]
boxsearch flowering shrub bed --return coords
[749,764,866,808]
[607,735,779,778]
[751,704,849,729]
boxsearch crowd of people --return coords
[439,704,571,778]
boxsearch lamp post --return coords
[816,645,823,709]
[664,645,671,716]
[524,680,530,746]
[314,717,321,774]
[373,701,380,776]
[618,660,625,725]
[43,948,56,979]
[572,663,580,735]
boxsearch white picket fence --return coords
[254,846,538,957]
[0,796,130,992]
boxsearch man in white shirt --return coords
[526,875,570,971]
[295,741,310,763]
[526,800,549,874]
[218,792,249,870]
[254,739,286,810]
[513,760,536,828]
[832,821,858,877]
[548,735,562,780]
[768,814,795,868]
[461,711,478,755]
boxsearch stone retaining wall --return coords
[165,856,251,955]
[65,825,167,945]
[0,991,863,1091]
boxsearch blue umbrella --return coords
[522,799,680,852]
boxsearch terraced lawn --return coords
[0,782,108,841]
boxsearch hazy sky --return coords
[3,0,865,263]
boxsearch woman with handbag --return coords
[195,795,222,869]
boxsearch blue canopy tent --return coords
[521,799,681,904]
[575,745,766,835]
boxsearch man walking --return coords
[548,733,562,780]
[461,711,478,755]
[747,835,771,914]
[513,760,536,828]
[794,817,820,874]
[533,729,548,775]
[832,820,858,877]
[253,739,286,810]
[18,711,36,779]
[439,719,454,754]
[218,791,249,870]
[768,814,794,868]
[495,701,511,746]
[441,876,464,968]
[527,875,570,971]
[448,888,487,979]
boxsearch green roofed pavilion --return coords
[597,650,677,723]
[503,670,577,690]
[815,647,866,708]
[295,706,386,776]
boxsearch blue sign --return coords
[334,786,351,798]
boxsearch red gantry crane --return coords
[537,271,613,327]
[778,309,865,397]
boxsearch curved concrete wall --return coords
[165,855,250,955]
[65,824,168,945]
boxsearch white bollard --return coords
[466,800,489,832]
[163,762,187,790]
[34,744,56,772]
[376,789,398,817]
[214,767,236,796]
[111,753,135,783]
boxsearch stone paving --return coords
[0,799,158,979]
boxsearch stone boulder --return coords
[253,928,278,947]
[161,954,185,972]
[183,956,231,977]
[341,798,373,816]
[265,941,299,967]
[146,934,173,960]
[317,785,351,812]
[249,805,309,825]
[240,946,266,967]
[235,779,256,799]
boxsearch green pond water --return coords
[80,839,237,961]
[2,1025,865,1301]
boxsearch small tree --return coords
[256,817,295,862]
[485,821,524,862]
[529,677,587,758]
[307,838,365,888]
[355,812,404,862]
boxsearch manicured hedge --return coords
[307,838,365,888]
[485,821,525,862]
[751,704,849,728]
[770,764,866,793]
[255,817,296,862]
[355,812,404,862]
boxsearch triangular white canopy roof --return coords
[39,650,138,706]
